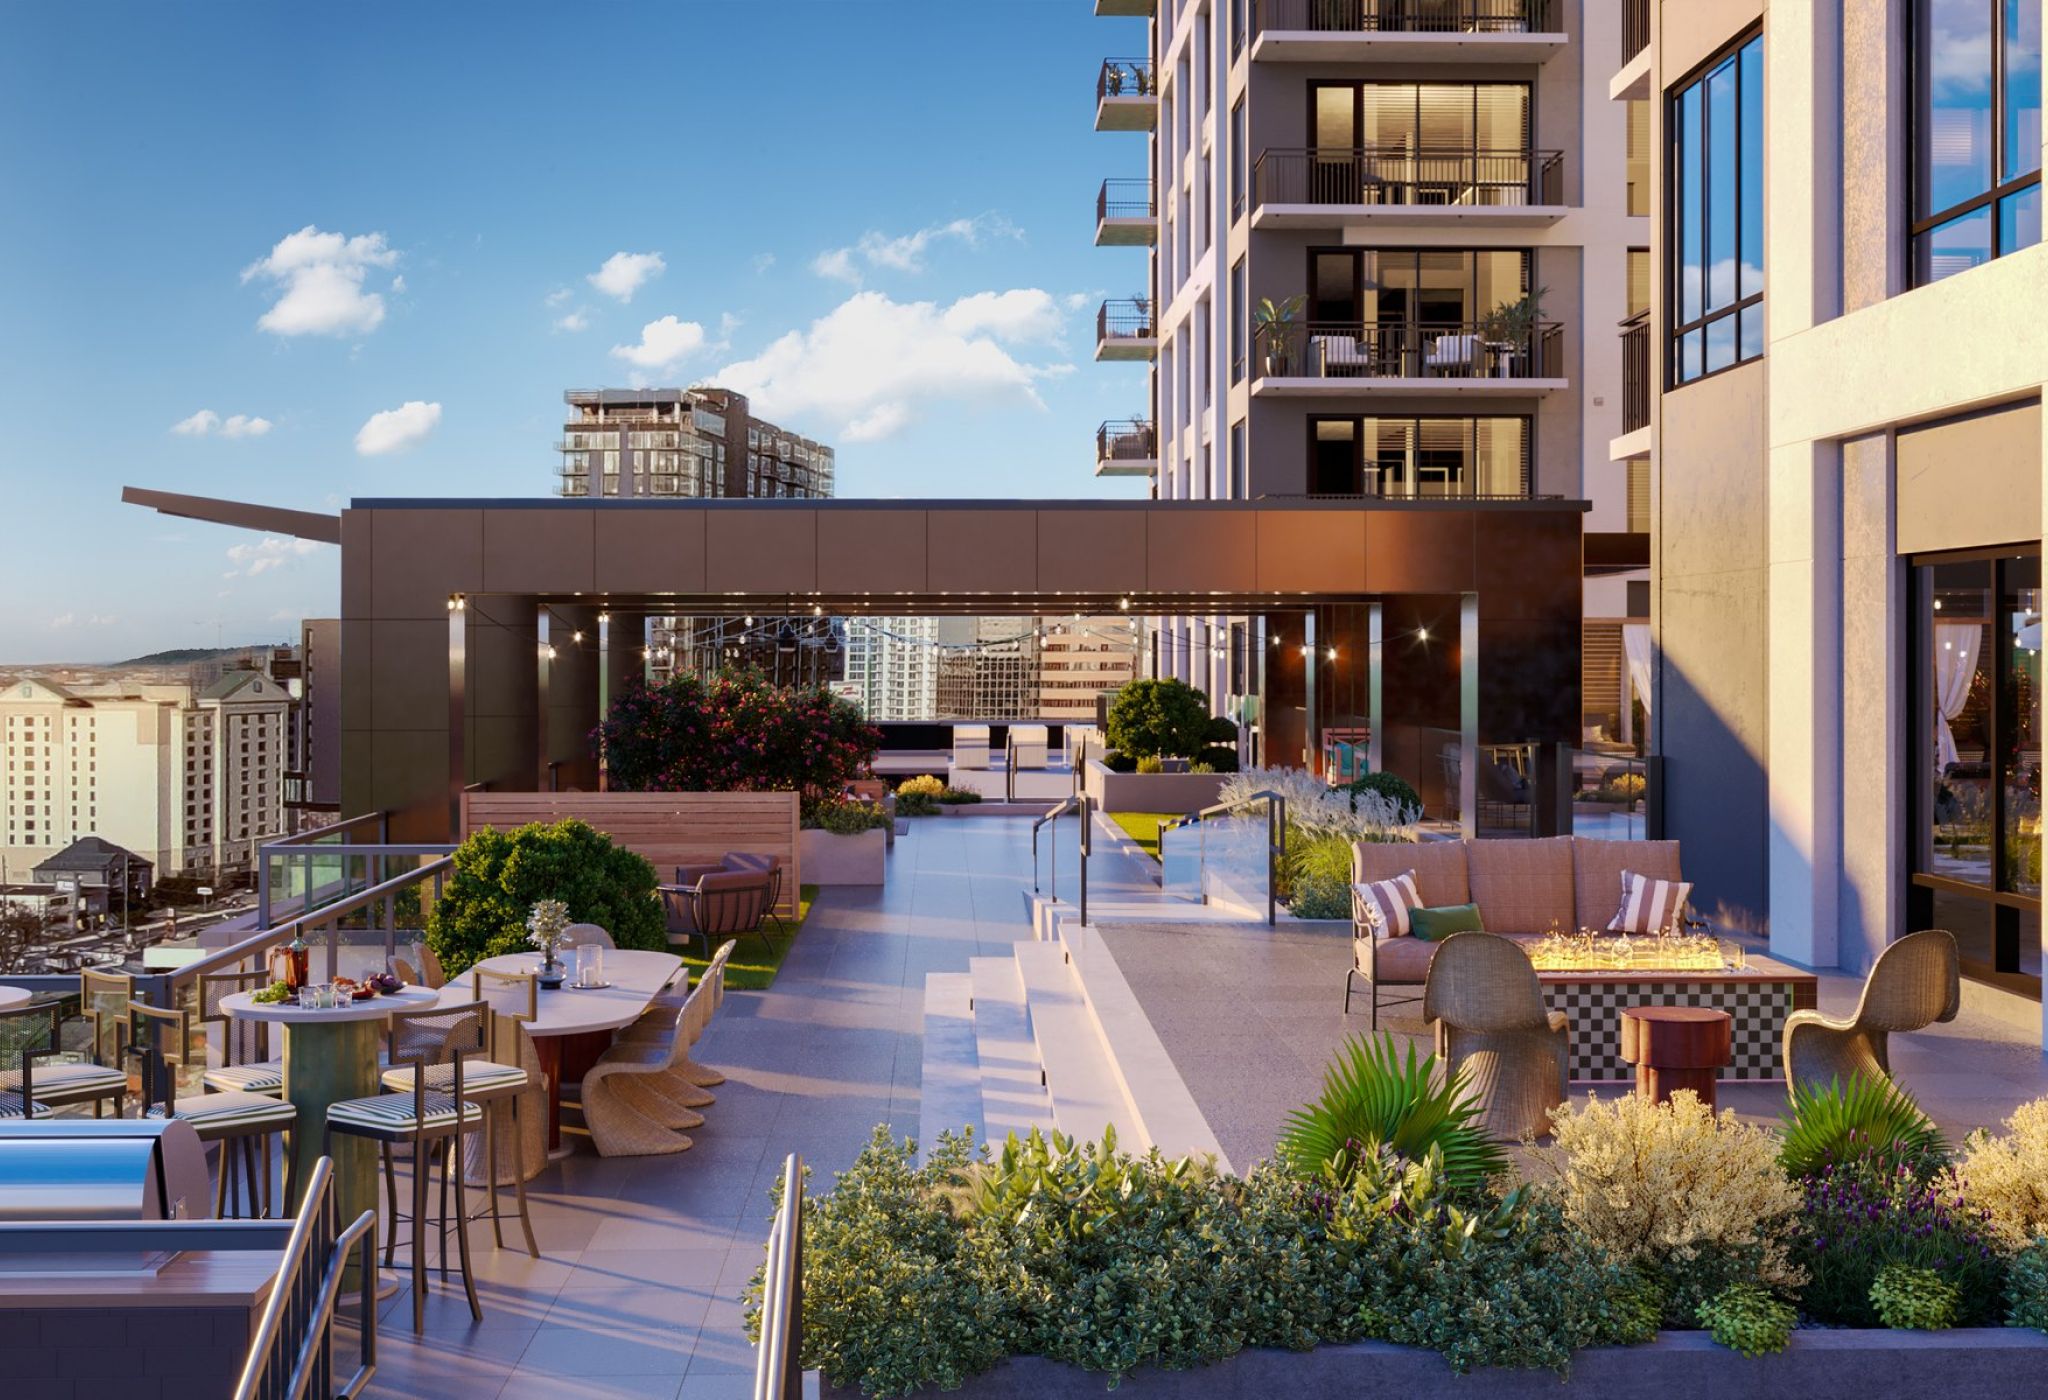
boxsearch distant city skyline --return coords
[0,2,1147,663]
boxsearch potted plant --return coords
[1253,294,1307,377]
[1480,285,1547,377]
[800,797,892,885]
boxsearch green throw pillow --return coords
[1409,903,1484,941]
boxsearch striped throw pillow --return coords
[1608,870,1694,935]
[1353,872,1424,937]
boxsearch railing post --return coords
[1078,794,1090,928]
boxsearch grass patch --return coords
[1108,812,1181,861]
[678,883,818,991]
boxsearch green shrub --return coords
[894,791,938,817]
[805,798,891,835]
[937,786,982,805]
[1779,1076,1949,1184]
[1102,751,1138,773]
[1135,755,1165,775]
[1106,678,1212,760]
[1697,1283,1795,1357]
[1288,871,1351,920]
[2003,1239,2048,1331]
[1277,1033,1508,1192]
[897,774,945,798]
[1195,745,1240,772]
[1205,714,1240,745]
[1346,771,1422,817]
[1793,1161,2005,1327]
[1870,1263,1961,1330]
[425,819,664,977]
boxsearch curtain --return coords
[1622,623,1654,717]
[1933,622,1982,777]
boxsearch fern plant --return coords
[1779,1075,1949,1183]
[1276,1033,1507,1191]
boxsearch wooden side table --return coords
[1618,1005,1733,1108]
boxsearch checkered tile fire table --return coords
[1535,955,1818,1082]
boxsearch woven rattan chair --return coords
[1783,928,1960,1094]
[1422,932,1569,1141]
[629,939,734,1096]
[128,1000,298,1218]
[331,1000,489,1333]
[198,968,283,1097]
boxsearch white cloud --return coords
[354,400,442,456]
[587,251,666,302]
[1062,291,1094,312]
[941,289,1064,344]
[751,253,777,274]
[172,409,272,438]
[714,288,1069,442]
[811,214,1019,285]
[544,287,572,306]
[241,226,400,337]
[553,308,590,333]
[610,315,706,371]
[44,612,110,630]
[224,536,324,578]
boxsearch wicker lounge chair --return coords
[1422,931,1570,1141]
[1783,928,1960,1094]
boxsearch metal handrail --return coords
[752,1153,805,1400]
[1163,789,1288,925]
[262,812,387,849]
[1030,793,1093,925]
[233,1156,378,1400]
[1256,318,1564,382]
[1096,177,1154,223]
[1097,57,1154,102]
[1253,145,1565,209]
[1252,0,1556,34]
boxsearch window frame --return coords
[1908,0,2043,286]
[1665,25,1765,390]
[1303,413,1533,499]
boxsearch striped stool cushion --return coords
[327,1090,483,1134]
[0,1092,52,1119]
[3,1060,127,1098]
[149,1091,297,1131]
[203,1059,286,1095]
[379,1060,527,1096]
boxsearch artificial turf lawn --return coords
[679,883,818,990]
[1108,812,1180,861]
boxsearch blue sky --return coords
[0,1,1150,662]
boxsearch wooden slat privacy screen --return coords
[461,791,801,917]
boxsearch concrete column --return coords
[1366,602,1385,776]
[1768,439,1844,968]
[1768,0,1844,333]
[1459,593,1478,842]
[1838,433,1902,973]
[446,596,466,834]
[1303,611,1319,773]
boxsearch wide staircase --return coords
[917,887,1232,1170]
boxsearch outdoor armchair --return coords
[661,868,774,958]
[1422,931,1569,1141]
[1783,928,1959,1094]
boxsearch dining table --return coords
[0,984,32,1011]
[446,948,686,1157]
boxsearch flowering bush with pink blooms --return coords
[594,667,882,800]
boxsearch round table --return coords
[447,950,685,1157]
[1618,1005,1734,1109]
[0,985,33,1011]
[220,985,443,1253]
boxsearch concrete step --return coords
[918,972,983,1164]
[968,957,1055,1146]
[1011,940,1145,1152]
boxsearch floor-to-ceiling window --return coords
[1306,81,1532,205]
[1912,0,2042,286]
[1307,415,1529,498]
[1668,29,1763,385]
[1910,549,2042,994]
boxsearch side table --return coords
[1618,1005,1733,1108]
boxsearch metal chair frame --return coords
[127,999,297,1219]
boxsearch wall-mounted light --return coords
[598,610,609,623]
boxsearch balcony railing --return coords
[1254,146,1564,209]
[1620,310,1650,433]
[1097,57,1156,100]
[1251,0,1556,34]
[1623,0,1650,63]
[1255,319,1563,380]
[1097,419,1157,462]
[1097,178,1155,222]
[1097,298,1157,342]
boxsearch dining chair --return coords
[581,1007,697,1157]
[1783,928,1960,1094]
[198,968,284,1097]
[127,1000,299,1218]
[331,1001,489,1333]
[80,967,134,1083]
[0,993,126,1117]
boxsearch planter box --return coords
[1083,759,1231,817]
[822,1328,2048,1399]
[797,826,886,885]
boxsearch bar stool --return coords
[329,1001,488,1333]
[128,1001,299,1218]
[1,994,126,1117]
[198,968,284,1096]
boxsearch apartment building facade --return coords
[1095,0,1646,749]
[1620,3,2044,1027]
[0,670,291,880]
[1038,616,1144,721]
[842,617,942,721]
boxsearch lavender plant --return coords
[1794,1160,2005,1327]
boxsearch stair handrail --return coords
[1162,790,1288,925]
[1029,793,1093,926]
[752,1152,806,1400]
[232,1154,379,1400]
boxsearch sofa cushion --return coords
[1353,873,1423,936]
[1353,839,1469,908]
[1367,935,1440,984]
[1571,838,1683,932]
[1410,903,1485,941]
[1465,836,1576,935]
[1609,872,1695,935]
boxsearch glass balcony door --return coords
[1309,81,1530,204]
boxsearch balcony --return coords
[1251,319,1566,397]
[1095,299,1158,362]
[1251,147,1567,228]
[1247,0,1564,62]
[1094,0,1154,12]
[1612,0,1651,99]
[1096,178,1157,246]
[1096,419,1158,478]
[1620,310,1649,434]
[1095,58,1157,131]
